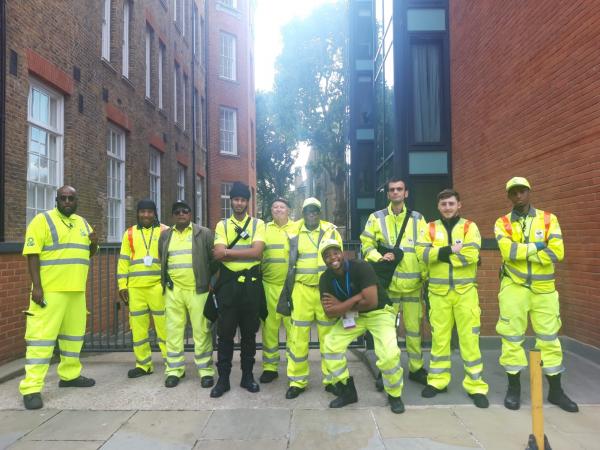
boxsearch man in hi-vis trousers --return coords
[259,198,295,383]
[20,185,98,410]
[495,177,578,413]
[118,199,168,378]
[159,200,216,389]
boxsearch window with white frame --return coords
[177,164,185,201]
[26,82,64,225]
[173,64,179,123]
[219,32,236,81]
[102,0,111,60]
[107,127,125,241]
[158,42,164,109]
[149,149,161,218]
[181,0,186,36]
[220,182,233,219]
[122,1,130,77]
[192,5,199,58]
[219,0,237,9]
[219,107,237,155]
[196,176,203,225]
[145,27,152,98]
[183,74,188,131]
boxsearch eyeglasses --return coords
[58,195,76,202]
[173,208,191,215]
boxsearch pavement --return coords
[1,347,599,450]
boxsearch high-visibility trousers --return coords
[323,305,403,397]
[261,280,291,372]
[164,286,214,378]
[286,282,337,388]
[389,287,424,372]
[19,291,87,395]
[428,288,489,394]
[496,277,563,376]
[128,285,167,372]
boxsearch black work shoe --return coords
[128,367,152,379]
[408,368,428,386]
[325,383,341,396]
[421,384,447,398]
[375,372,384,392]
[200,376,214,388]
[285,386,305,399]
[504,373,521,410]
[23,393,43,410]
[210,379,231,398]
[58,376,95,388]
[388,395,405,414]
[548,390,579,413]
[329,377,358,408]
[240,373,260,393]
[165,375,181,388]
[469,393,490,409]
[259,370,278,383]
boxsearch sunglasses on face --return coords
[58,195,76,202]
[173,208,191,215]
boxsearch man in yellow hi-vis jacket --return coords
[259,198,295,383]
[416,189,489,408]
[360,178,428,387]
[283,197,343,400]
[117,199,167,378]
[20,185,98,410]
[495,177,578,413]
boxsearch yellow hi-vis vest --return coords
[494,207,563,294]
[214,214,266,272]
[117,223,168,289]
[360,204,427,293]
[418,218,480,295]
[23,208,92,292]
[294,220,342,286]
[167,224,195,289]
[261,219,299,285]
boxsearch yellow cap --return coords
[302,197,321,210]
[506,177,531,192]
[320,238,341,256]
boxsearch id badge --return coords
[342,311,357,329]
[143,255,153,267]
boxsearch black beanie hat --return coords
[229,181,251,200]
[136,199,159,227]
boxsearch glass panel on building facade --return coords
[411,42,441,143]
[407,9,446,32]
[409,151,448,174]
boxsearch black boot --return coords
[210,377,231,398]
[546,374,578,413]
[504,372,521,410]
[241,372,260,393]
[375,372,384,392]
[329,377,358,408]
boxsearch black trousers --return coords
[215,277,262,377]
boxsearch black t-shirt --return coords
[319,259,391,312]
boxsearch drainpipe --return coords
[0,0,7,242]
[191,4,197,221]
[203,0,211,227]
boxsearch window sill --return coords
[218,76,239,85]
[145,97,156,108]
[101,58,117,74]
[219,152,239,159]
[121,76,134,90]
[158,108,168,119]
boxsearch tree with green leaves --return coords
[273,1,348,226]
[256,91,297,220]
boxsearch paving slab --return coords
[0,410,60,449]
[372,406,480,448]
[8,440,103,450]
[289,409,384,450]
[381,438,481,450]
[22,410,135,442]
[202,408,290,440]
[193,438,289,450]
[102,410,212,450]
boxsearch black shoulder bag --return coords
[369,211,411,288]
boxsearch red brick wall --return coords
[450,0,600,347]
[206,0,257,228]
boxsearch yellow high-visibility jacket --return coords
[261,220,299,285]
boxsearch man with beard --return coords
[495,177,578,413]
[259,198,295,383]
[20,185,99,410]
[118,199,168,378]
[283,198,343,399]
[210,182,266,397]
[360,178,428,388]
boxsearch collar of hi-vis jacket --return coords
[510,206,536,222]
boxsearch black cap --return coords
[137,199,157,212]
[229,181,251,200]
[171,200,191,213]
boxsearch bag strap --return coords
[227,216,252,249]
[393,210,412,248]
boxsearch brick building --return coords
[205,0,257,226]
[0,0,256,363]
[348,0,600,348]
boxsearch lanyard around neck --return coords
[140,227,155,256]
[333,262,352,299]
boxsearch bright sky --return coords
[254,0,336,92]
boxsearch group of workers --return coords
[19,177,578,416]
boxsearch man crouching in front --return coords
[319,239,405,414]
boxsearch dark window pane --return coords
[411,43,441,143]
